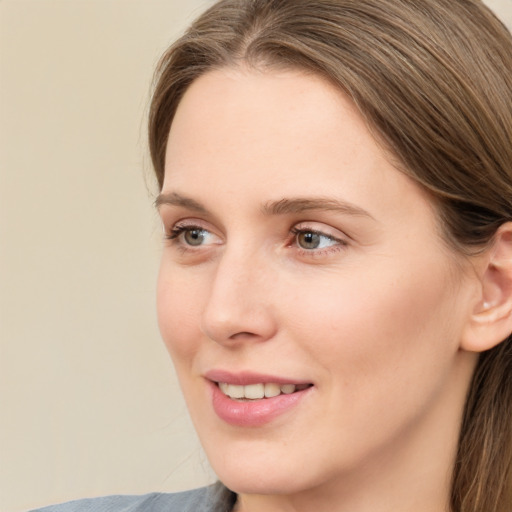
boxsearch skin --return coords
[156,67,482,512]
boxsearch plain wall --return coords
[1,1,511,511]
[0,2,216,511]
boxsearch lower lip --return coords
[209,381,312,427]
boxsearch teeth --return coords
[281,384,296,394]
[264,383,281,398]
[228,384,244,399]
[244,383,265,399]
[218,382,305,400]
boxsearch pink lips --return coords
[205,370,313,427]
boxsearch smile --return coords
[208,378,314,427]
[217,382,312,401]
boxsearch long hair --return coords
[148,1,512,510]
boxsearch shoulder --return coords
[29,487,215,512]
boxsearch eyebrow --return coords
[155,192,209,214]
[155,192,374,220]
[261,197,374,219]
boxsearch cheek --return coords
[156,262,203,366]
[286,259,463,403]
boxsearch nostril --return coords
[229,331,259,340]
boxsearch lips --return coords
[205,370,314,427]
[205,369,312,386]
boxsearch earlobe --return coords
[462,223,512,352]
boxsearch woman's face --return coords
[157,68,479,499]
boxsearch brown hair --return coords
[148,1,512,510]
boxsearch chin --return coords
[217,468,311,496]
[206,443,328,497]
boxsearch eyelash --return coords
[289,227,347,257]
[165,223,348,258]
[165,223,213,254]
[166,224,203,241]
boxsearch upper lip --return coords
[204,369,313,386]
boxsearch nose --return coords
[200,248,278,345]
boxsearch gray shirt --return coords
[29,486,236,512]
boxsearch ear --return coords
[462,222,512,352]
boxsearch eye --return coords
[290,225,347,256]
[183,228,207,246]
[296,231,337,250]
[167,223,221,248]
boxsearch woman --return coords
[33,0,512,511]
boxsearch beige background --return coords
[1,1,511,511]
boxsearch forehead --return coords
[165,67,385,187]
[166,68,420,206]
